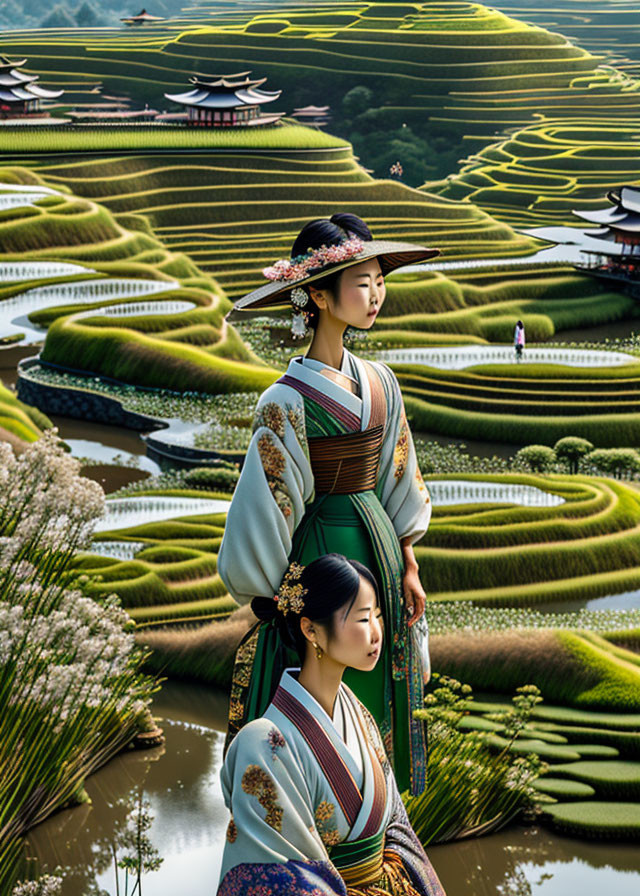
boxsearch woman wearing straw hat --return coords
[217,213,439,796]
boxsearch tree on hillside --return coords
[40,3,76,27]
[75,1,106,26]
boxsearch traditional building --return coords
[120,9,165,25]
[0,56,63,117]
[67,105,159,123]
[291,105,331,128]
[524,185,640,296]
[164,71,284,127]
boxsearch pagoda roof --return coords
[121,8,164,22]
[523,226,625,256]
[293,105,330,114]
[573,185,640,228]
[0,55,63,102]
[165,71,281,109]
[0,56,27,71]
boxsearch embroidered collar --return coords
[285,351,363,419]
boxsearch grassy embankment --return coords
[70,472,640,630]
[0,167,278,394]
[0,130,530,299]
[2,0,638,197]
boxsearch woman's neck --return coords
[305,314,347,371]
[297,656,344,720]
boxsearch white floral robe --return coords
[217,670,445,896]
[217,348,432,794]
[217,348,431,605]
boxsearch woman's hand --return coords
[401,538,425,627]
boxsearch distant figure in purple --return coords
[514,320,525,361]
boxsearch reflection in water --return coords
[375,345,637,370]
[427,480,564,508]
[25,683,640,895]
[26,683,229,896]
[96,496,231,533]
[427,825,640,895]
[538,587,640,615]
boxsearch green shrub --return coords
[515,444,556,473]
[582,448,640,479]
[183,466,240,492]
[554,436,594,474]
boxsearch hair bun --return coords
[329,212,372,241]
[251,595,278,623]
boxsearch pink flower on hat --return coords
[262,236,365,282]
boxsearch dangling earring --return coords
[290,287,310,340]
[313,641,323,660]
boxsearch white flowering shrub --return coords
[0,429,158,891]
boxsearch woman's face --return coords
[317,576,383,672]
[311,257,386,330]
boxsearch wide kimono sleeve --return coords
[217,383,315,605]
[374,361,432,546]
[217,717,347,896]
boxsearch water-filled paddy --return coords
[96,496,231,532]
[377,345,638,369]
[24,682,640,896]
[95,479,566,534]
[427,479,565,507]
[0,261,96,281]
[1,277,180,343]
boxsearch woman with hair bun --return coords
[217,554,446,896]
[218,213,439,795]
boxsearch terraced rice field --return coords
[393,354,640,447]
[491,0,640,79]
[378,344,639,369]
[419,472,640,605]
[0,380,49,444]
[428,119,640,228]
[1,1,631,134]
[462,694,640,840]
[74,472,640,625]
[0,134,530,297]
[1,0,639,222]
[0,168,278,396]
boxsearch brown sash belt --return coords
[308,424,384,494]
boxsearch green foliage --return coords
[515,444,556,473]
[582,448,640,479]
[406,676,545,844]
[554,436,594,474]
[183,466,240,493]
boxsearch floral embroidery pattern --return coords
[226,816,237,843]
[254,402,286,439]
[242,764,284,832]
[415,468,430,502]
[257,431,293,521]
[218,859,346,896]
[394,413,409,481]
[267,727,286,759]
[287,406,307,448]
[226,627,261,745]
[269,481,294,519]
[258,432,286,478]
[314,800,341,848]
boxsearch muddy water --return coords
[24,682,640,896]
